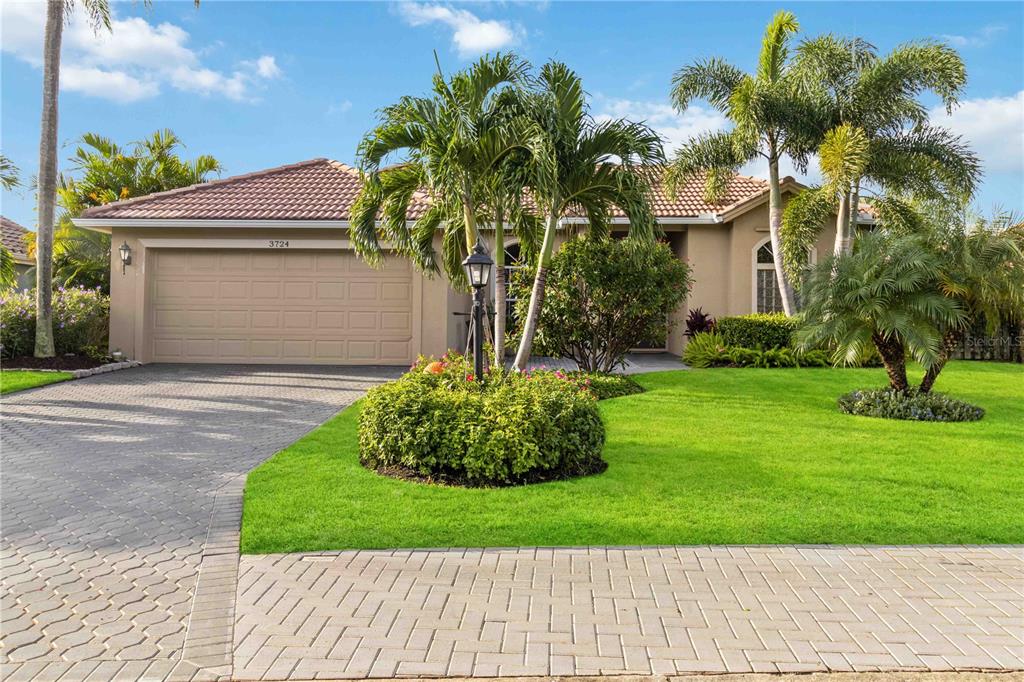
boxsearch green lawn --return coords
[1,370,73,395]
[241,361,1024,553]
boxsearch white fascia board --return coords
[558,216,723,226]
[73,218,354,230]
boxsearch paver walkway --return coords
[233,546,1023,680]
[1,365,399,681]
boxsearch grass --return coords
[1,370,73,395]
[241,361,1024,553]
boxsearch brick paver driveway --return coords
[1,365,398,681]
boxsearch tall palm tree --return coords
[781,36,980,270]
[351,53,538,359]
[667,11,822,316]
[29,130,221,291]
[32,0,198,356]
[511,61,664,370]
[797,231,965,392]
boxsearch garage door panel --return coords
[148,249,414,364]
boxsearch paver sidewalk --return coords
[232,546,1023,680]
[1,365,399,681]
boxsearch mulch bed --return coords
[2,355,107,371]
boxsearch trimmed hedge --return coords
[838,388,984,422]
[359,355,606,487]
[1,286,109,359]
[569,371,644,400]
[716,313,797,350]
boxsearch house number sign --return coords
[268,240,290,248]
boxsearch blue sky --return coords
[2,1,1022,231]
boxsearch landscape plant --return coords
[667,10,822,315]
[511,238,691,372]
[715,313,798,349]
[511,62,664,369]
[358,354,605,487]
[838,387,983,422]
[1,286,109,360]
[684,308,715,338]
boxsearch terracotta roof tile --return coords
[79,159,432,222]
[78,159,773,223]
[1,216,30,258]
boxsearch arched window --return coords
[752,238,815,313]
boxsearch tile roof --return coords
[1,216,30,258]
[79,159,431,222]
[77,158,777,223]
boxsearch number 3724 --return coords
[268,240,289,248]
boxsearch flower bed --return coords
[838,388,984,422]
[358,354,608,487]
[1,286,109,360]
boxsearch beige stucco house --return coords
[74,158,866,365]
[2,216,35,291]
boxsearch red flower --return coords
[466,373,475,382]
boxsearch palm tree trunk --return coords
[873,331,909,393]
[493,204,506,367]
[834,191,853,256]
[848,181,860,248]
[34,0,63,358]
[920,330,959,393]
[767,157,797,316]
[462,194,478,252]
[512,213,558,371]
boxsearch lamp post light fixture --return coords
[118,241,132,275]
[462,240,493,380]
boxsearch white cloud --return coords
[396,3,521,57]
[327,100,353,116]
[940,24,1007,48]
[931,90,1024,174]
[61,65,160,103]
[593,96,728,155]
[0,2,282,103]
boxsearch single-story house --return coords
[74,158,869,365]
[2,216,35,291]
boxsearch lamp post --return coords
[462,240,493,380]
[118,241,132,275]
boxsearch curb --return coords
[4,360,143,378]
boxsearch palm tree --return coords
[781,36,980,270]
[797,231,965,392]
[917,210,1024,392]
[28,130,221,292]
[511,61,664,370]
[351,52,539,360]
[0,155,20,290]
[32,0,198,356]
[667,11,822,316]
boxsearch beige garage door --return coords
[148,249,414,364]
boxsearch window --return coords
[755,241,784,314]
[753,239,815,314]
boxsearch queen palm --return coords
[667,11,822,316]
[351,53,539,357]
[510,61,664,370]
[781,36,980,271]
[797,232,965,393]
[32,0,198,356]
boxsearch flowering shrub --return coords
[838,388,984,422]
[358,353,606,486]
[0,286,109,359]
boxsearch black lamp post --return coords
[118,241,132,275]
[462,240,493,380]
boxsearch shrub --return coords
[510,238,692,372]
[359,354,606,487]
[569,371,644,400]
[1,286,109,359]
[684,308,715,338]
[682,332,730,368]
[717,313,797,349]
[838,388,984,422]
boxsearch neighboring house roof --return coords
[75,157,873,225]
[1,216,32,262]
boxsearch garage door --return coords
[148,249,414,364]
